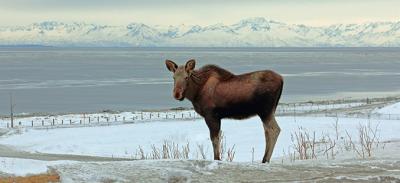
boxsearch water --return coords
[0,47,399,114]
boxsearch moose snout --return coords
[173,88,184,101]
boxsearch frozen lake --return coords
[0,47,399,114]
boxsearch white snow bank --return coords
[1,116,399,162]
[374,102,400,115]
[0,157,73,176]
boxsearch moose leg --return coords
[261,114,281,163]
[205,118,221,160]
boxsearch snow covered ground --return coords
[0,100,399,180]
[1,116,399,161]
[373,102,400,115]
[0,157,74,176]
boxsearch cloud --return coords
[0,0,399,26]
[0,0,244,10]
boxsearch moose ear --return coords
[165,60,178,73]
[185,59,196,72]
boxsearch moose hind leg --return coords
[205,118,221,161]
[261,114,281,163]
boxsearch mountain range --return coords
[1,17,399,47]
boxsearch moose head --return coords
[165,59,196,101]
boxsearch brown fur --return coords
[166,59,284,163]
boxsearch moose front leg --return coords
[205,117,221,161]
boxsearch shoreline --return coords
[0,95,399,129]
[2,95,399,119]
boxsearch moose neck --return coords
[184,77,201,102]
[184,70,209,102]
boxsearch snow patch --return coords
[374,102,400,115]
[0,157,74,176]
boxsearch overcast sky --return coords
[1,0,399,26]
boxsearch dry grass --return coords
[135,141,191,160]
[0,171,60,183]
[134,134,236,162]
[288,121,381,162]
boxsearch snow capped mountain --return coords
[0,18,399,47]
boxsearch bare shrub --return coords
[182,142,190,159]
[345,122,380,159]
[136,146,146,160]
[291,127,317,160]
[151,145,160,159]
[289,121,382,161]
[251,147,255,163]
[332,117,339,141]
[219,132,236,162]
[322,135,337,160]
[226,145,236,162]
[196,144,207,160]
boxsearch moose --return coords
[165,59,284,163]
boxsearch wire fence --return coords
[276,100,400,120]
[1,98,399,128]
[0,110,201,128]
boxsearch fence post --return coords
[293,103,296,117]
[89,117,91,123]
[70,120,72,124]
[52,119,55,126]
[97,116,100,123]
[42,120,44,126]
[62,120,64,125]
[115,116,117,122]
[32,120,33,127]
[80,120,82,124]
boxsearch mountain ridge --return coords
[1,17,399,47]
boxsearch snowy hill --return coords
[1,17,400,47]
